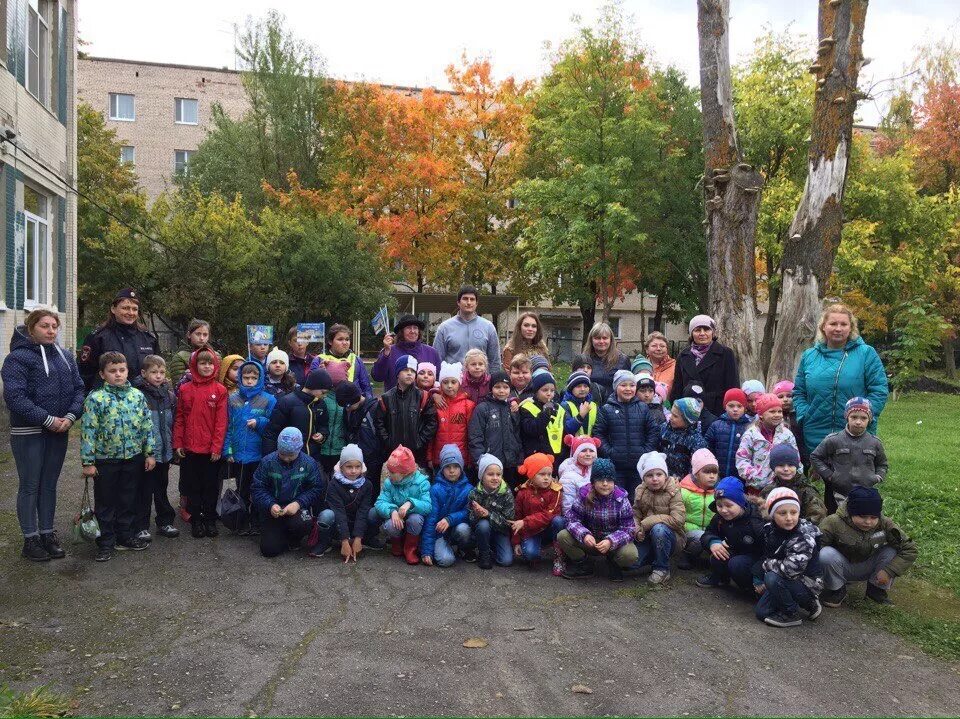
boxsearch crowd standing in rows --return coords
[2,287,916,629]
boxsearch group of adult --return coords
[3,282,888,560]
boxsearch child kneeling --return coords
[371,445,433,565]
[313,443,377,562]
[511,453,565,567]
[420,445,474,567]
[469,454,516,569]
[696,477,765,591]
[558,458,638,581]
[632,452,687,584]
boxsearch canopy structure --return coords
[391,291,519,319]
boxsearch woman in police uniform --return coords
[79,288,160,392]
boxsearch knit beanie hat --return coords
[393,354,418,376]
[531,371,556,393]
[417,361,437,376]
[517,453,554,480]
[674,397,703,424]
[386,445,417,476]
[688,314,715,335]
[590,457,616,483]
[846,485,883,517]
[631,356,654,374]
[612,369,636,391]
[477,453,503,480]
[635,371,655,389]
[566,370,591,392]
[741,379,766,397]
[304,368,333,391]
[691,448,719,478]
[277,427,303,454]
[713,476,747,509]
[636,451,669,479]
[529,354,551,374]
[845,396,872,419]
[754,393,783,417]
[564,434,600,462]
[654,382,668,403]
[324,358,349,385]
[339,443,364,466]
[768,443,801,469]
[266,346,289,368]
[723,388,748,407]
[772,380,795,395]
[766,486,801,515]
[438,361,462,383]
[489,370,510,389]
[335,381,362,407]
[438,443,464,472]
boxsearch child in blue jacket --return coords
[420,444,474,567]
[704,388,751,480]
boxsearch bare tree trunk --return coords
[759,252,781,377]
[697,0,764,379]
[944,337,957,380]
[766,0,869,385]
[580,283,597,345]
[653,284,666,333]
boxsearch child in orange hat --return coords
[510,453,564,568]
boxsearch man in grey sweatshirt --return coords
[433,286,501,368]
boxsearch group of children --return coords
[78,325,916,629]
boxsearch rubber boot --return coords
[390,537,404,557]
[402,532,420,565]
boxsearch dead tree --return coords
[697,0,764,378]
[766,0,869,385]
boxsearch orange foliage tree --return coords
[912,81,960,194]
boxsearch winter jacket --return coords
[760,474,827,525]
[651,356,676,396]
[557,456,593,514]
[585,351,630,403]
[222,361,276,464]
[320,393,348,459]
[784,411,809,469]
[326,472,374,540]
[566,484,636,550]
[288,352,315,386]
[810,429,888,497]
[461,372,491,405]
[420,472,473,558]
[374,470,433,519]
[468,479,515,533]
[342,397,382,466]
[512,480,563,545]
[704,412,751,479]
[593,395,660,488]
[659,423,707,479]
[79,321,160,392]
[169,344,194,385]
[432,314,501,368]
[668,342,740,417]
[261,390,329,462]
[310,352,374,399]
[467,397,523,468]
[371,342,441,391]
[80,382,154,465]
[819,502,918,577]
[701,502,765,559]
[373,384,438,456]
[679,475,715,532]
[2,325,85,434]
[250,450,323,514]
[632,477,686,549]
[173,350,228,456]
[560,390,599,438]
[756,519,823,594]
[132,376,176,464]
[429,391,475,467]
[735,423,800,491]
[519,398,564,457]
[263,373,298,399]
[793,336,889,455]
[509,383,536,403]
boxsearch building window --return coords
[174,149,194,176]
[23,186,49,307]
[109,93,135,121]
[26,1,49,103]
[120,146,135,165]
[174,98,199,125]
[608,317,622,339]
[647,316,660,334]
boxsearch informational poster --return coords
[296,322,326,344]
[246,325,274,346]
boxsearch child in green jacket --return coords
[373,445,432,566]
[678,448,719,567]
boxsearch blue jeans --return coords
[520,515,565,563]
[433,522,472,567]
[473,519,514,566]
[11,432,69,537]
[379,511,425,538]
[633,523,676,571]
[755,571,816,619]
[709,553,756,591]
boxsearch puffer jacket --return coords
[760,474,827,524]
[132,376,175,463]
[793,336,889,454]
[557,456,593,513]
[468,479,515,533]
[756,519,823,594]
[79,321,160,392]
[704,412,751,479]
[429,391,475,467]
[512,480,563,545]
[679,475,715,531]
[659,423,707,479]
[701,502,765,558]
[262,390,329,462]
[819,502,918,577]
[735,423,799,491]
[223,361,276,464]
[2,324,85,433]
[374,385,438,455]
[467,396,522,468]
[810,429,888,497]
[173,348,228,455]
[420,472,473,558]
[169,343,195,385]
[326,471,374,540]
[566,484,636,550]
[320,393,348,459]
[80,382,155,464]
[632,477,686,549]
[593,395,659,487]
[250,450,323,514]
[374,470,433,519]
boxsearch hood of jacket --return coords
[718,411,751,425]
[476,478,510,496]
[813,335,865,357]
[237,360,266,400]
[219,354,245,386]
[132,374,169,400]
[188,345,221,386]
[603,394,641,410]
[390,469,430,488]
[432,472,471,492]
[10,324,69,377]
[558,456,591,478]
[679,475,712,495]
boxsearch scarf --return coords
[759,422,776,443]
[335,470,366,489]
[690,341,713,366]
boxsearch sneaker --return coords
[22,536,50,562]
[204,521,219,538]
[696,573,727,588]
[362,535,385,550]
[137,530,152,542]
[95,546,114,562]
[763,611,802,628]
[157,524,180,538]
[40,532,66,559]
[116,538,148,551]
[561,560,594,580]
[675,553,693,570]
[461,547,478,563]
[478,552,493,570]
[821,586,847,608]
[608,561,624,583]
[648,569,671,585]
[248,525,261,537]
[865,583,894,605]
[307,543,331,558]
[191,521,205,539]
[805,597,823,620]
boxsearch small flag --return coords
[246,325,273,346]
[296,323,326,344]
[370,306,389,335]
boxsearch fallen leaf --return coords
[571,684,593,694]
[462,638,488,648]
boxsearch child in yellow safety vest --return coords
[519,371,565,464]
[561,370,599,440]
[309,323,374,400]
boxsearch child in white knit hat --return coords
[264,346,297,398]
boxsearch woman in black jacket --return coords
[668,314,740,417]
[79,288,159,392]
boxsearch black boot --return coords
[191,519,205,539]
[40,531,66,559]
[478,551,493,570]
[205,519,219,538]
[865,583,893,605]
[22,536,50,562]
[607,558,624,582]
[562,558,594,580]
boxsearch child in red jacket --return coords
[428,362,476,472]
[511,452,564,568]
[174,347,228,539]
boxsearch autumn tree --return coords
[912,81,960,194]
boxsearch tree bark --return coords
[766,0,869,386]
[653,284,666,333]
[697,0,764,379]
[580,284,597,346]
[944,337,957,380]
[759,252,781,377]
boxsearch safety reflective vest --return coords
[317,352,357,382]
[563,400,597,436]
[520,399,566,454]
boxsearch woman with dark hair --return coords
[668,315,739,417]
[502,312,551,372]
[581,322,630,404]
[3,308,86,561]
[310,323,374,399]
[78,288,160,392]
[371,314,442,391]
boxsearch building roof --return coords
[392,291,518,316]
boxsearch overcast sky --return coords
[80,1,959,125]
